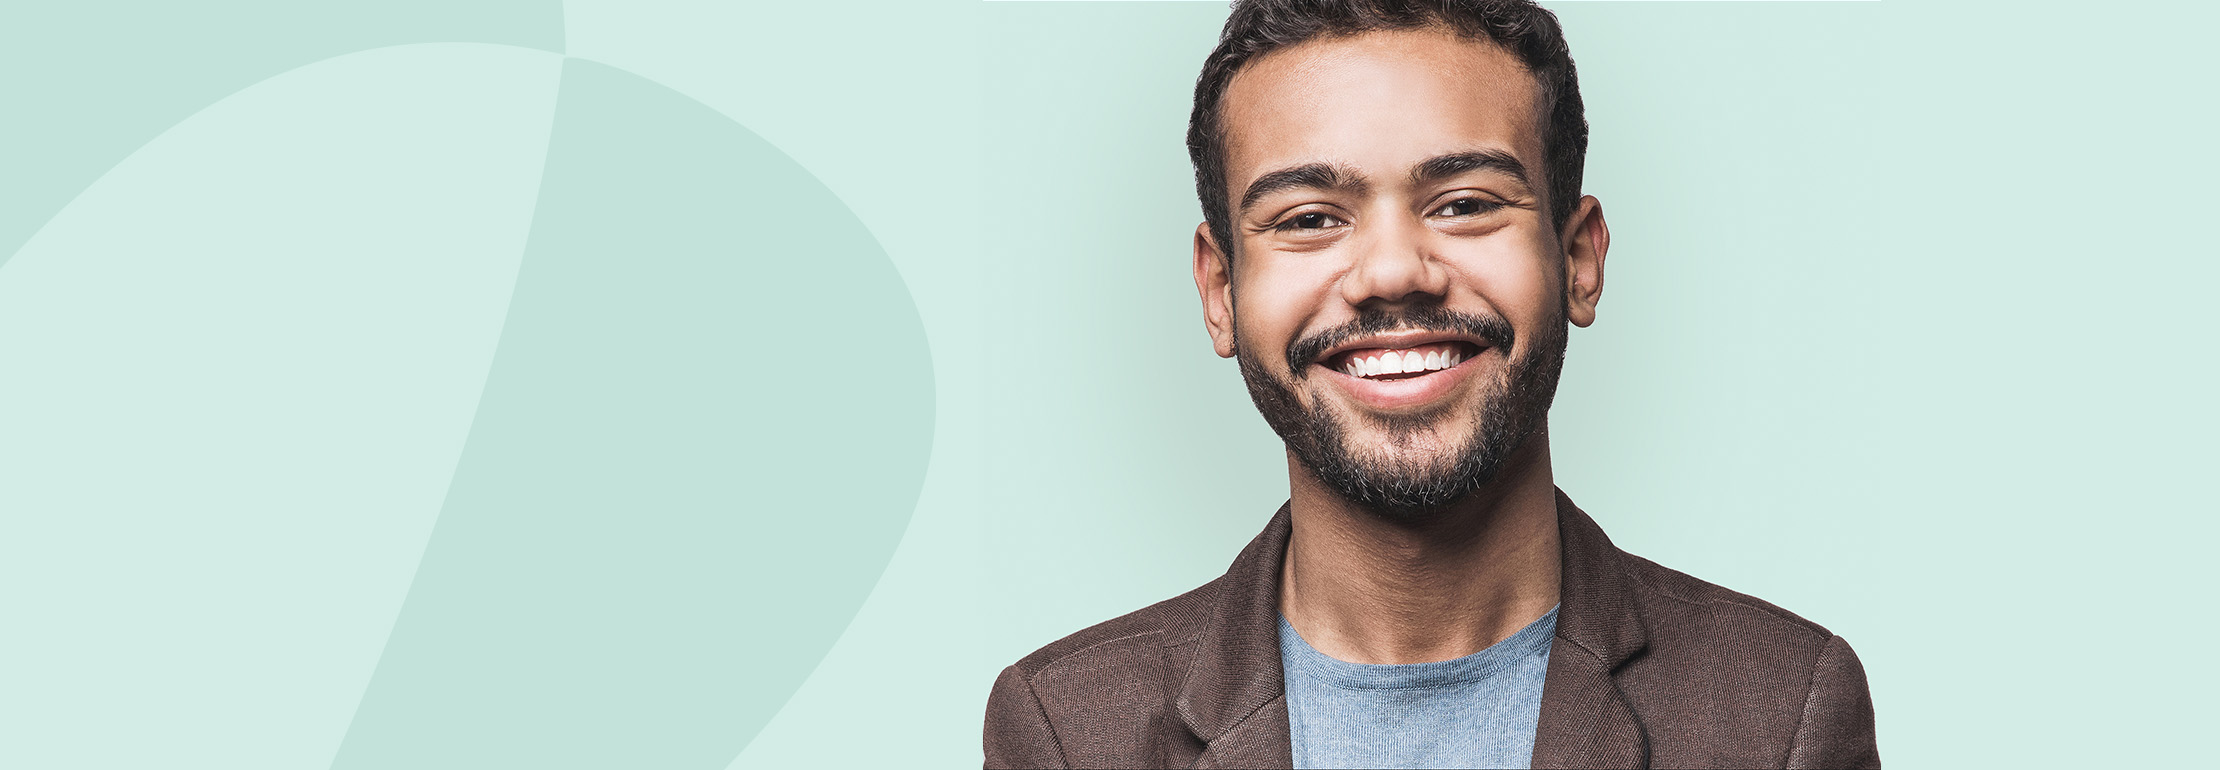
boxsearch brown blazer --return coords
[984,491,1878,769]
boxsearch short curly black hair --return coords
[1187,0,1587,260]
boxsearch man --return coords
[984,1,1878,767]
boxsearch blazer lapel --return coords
[1174,494,1648,769]
[1193,698,1293,769]
[1174,504,1297,769]
[1531,490,1651,769]
[1530,638,1648,769]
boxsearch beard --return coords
[1235,302,1567,521]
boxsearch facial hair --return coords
[1235,302,1568,520]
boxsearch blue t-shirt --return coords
[1278,605,1558,769]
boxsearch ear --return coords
[1559,195,1609,328]
[1192,223,1238,358]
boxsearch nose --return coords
[1339,216,1450,309]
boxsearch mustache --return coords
[1284,305,1515,376]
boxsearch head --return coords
[1187,0,1610,519]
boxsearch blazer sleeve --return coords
[985,664,1069,769]
[1785,635,1881,769]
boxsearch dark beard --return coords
[1236,303,1567,520]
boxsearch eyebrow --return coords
[1238,162,1369,215]
[1237,151,1533,216]
[1411,150,1531,189]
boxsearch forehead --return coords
[1220,28,1543,195]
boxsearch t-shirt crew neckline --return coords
[1277,605,1561,691]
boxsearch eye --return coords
[1275,211,1346,231]
[1431,197,1501,217]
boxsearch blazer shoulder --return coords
[1619,550,1833,643]
[1606,550,1878,768]
[1009,576,1223,679]
[989,579,1225,768]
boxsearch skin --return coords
[1190,28,1611,665]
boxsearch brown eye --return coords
[1276,212,1345,231]
[1432,198,1500,217]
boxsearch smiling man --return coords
[984,2,1877,768]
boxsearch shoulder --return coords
[1607,549,1876,768]
[985,580,1222,769]
[1614,548,1839,686]
[1619,550,1833,646]
[1006,576,1221,681]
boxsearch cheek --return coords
[1446,235,1562,344]
[1233,255,1342,361]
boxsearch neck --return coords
[1278,428,1563,665]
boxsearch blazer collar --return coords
[1173,502,1294,764]
[1530,489,1651,768]
[1172,491,1652,768]
[1548,489,1649,669]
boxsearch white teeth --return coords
[1341,346,1473,379]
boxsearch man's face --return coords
[1194,28,1605,518]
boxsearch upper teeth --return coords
[1340,346,1467,378]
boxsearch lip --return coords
[1311,331,1493,413]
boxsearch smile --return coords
[1309,332,1493,412]
[1328,341,1480,381]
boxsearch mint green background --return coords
[0,1,2210,768]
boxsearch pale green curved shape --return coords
[0,43,562,768]
[0,1,566,268]
[328,58,935,769]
